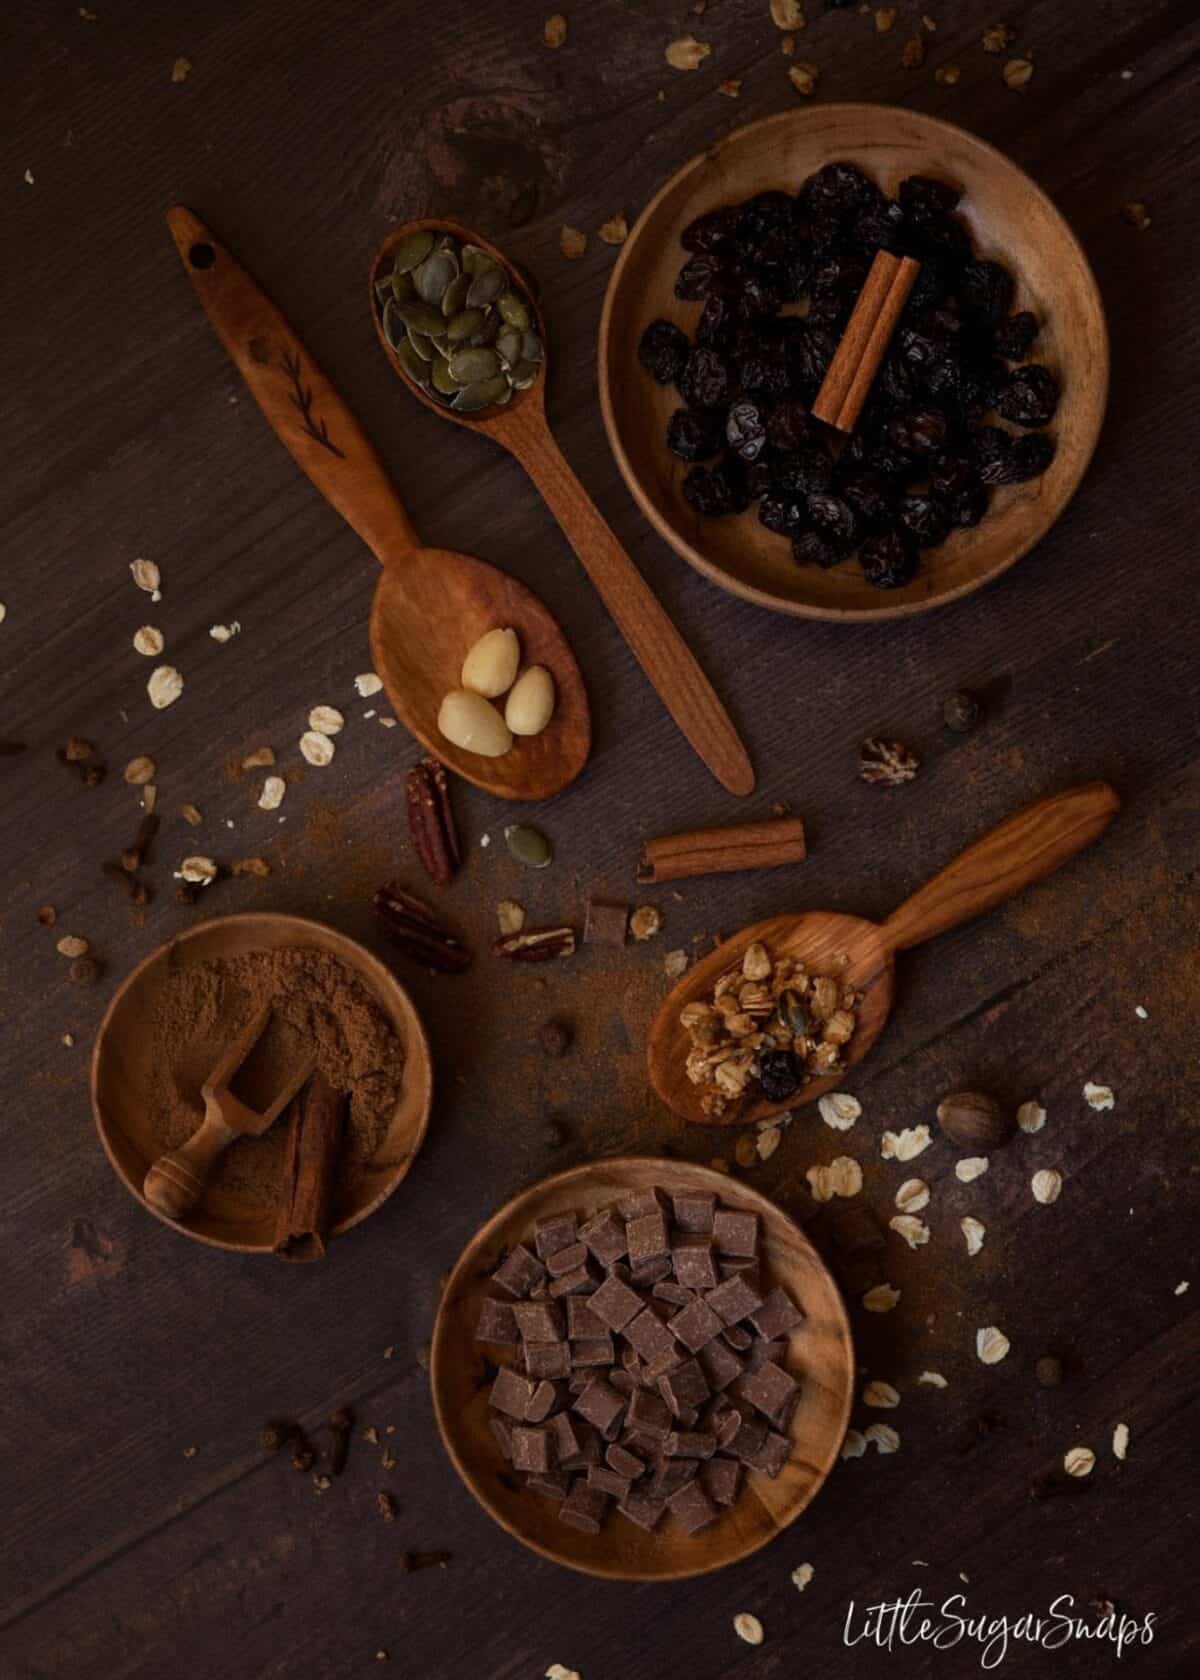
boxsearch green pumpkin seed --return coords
[504,824,552,869]
[414,250,458,305]
[392,230,435,274]
[495,324,522,367]
[448,347,501,384]
[469,311,500,348]
[452,375,511,412]
[461,244,498,277]
[777,988,812,1038]
[406,327,435,361]
[391,269,414,305]
[430,355,458,396]
[375,275,395,305]
[446,308,486,344]
[397,300,447,336]
[466,267,506,309]
[509,359,540,389]
[497,290,531,331]
[382,298,405,351]
[397,339,432,389]
[521,330,544,364]
[441,271,471,317]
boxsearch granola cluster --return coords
[679,941,860,1116]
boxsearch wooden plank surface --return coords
[0,0,1196,1674]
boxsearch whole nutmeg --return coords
[535,1018,571,1058]
[942,689,984,733]
[1036,1355,1064,1388]
[936,1090,1014,1149]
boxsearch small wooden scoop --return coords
[143,1006,314,1220]
[648,782,1120,1125]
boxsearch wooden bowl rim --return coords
[90,911,434,1254]
[430,1155,855,1581]
[598,102,1110,622]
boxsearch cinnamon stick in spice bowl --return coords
[273,1070,347,1262]
[811,250,921,433]
[637,816,807,884]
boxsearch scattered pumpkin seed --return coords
[466,267,506,309]
[397,340,432,388]
[430,356,458,396]
[461,244,496,277]
[392,230,434,273]
[521,330,544,363]
[390,269,414,305]
[496,324,523,367]
[375,276,395,305]
[497,290,531,331]
[449,347,501,384]
[406,326,436,361]
[446,308,486,344]
[452,375,510,411]
[509,359,540,389]
[505,824,552,869]
[382,299,405,350]
[440,271,471,317]
[398,300,446,337]
[414,249,458,303]
[470,310,500,347]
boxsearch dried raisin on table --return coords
[758,494,807,536]
[837,469,897,533]
[860,530,918,590]
[958,259,1014,324]
[897,493,953,548]
[773,444,833,499]
[679,347,733,410]
[666,407,725,463]
[675,254,729,302]
[887,409,950,458]
[998,364,1059,427]
[980,430,1056,485]
[993,310,1039,360]
[637,319,690,385]
[792,529,842,570]
[725,400,768,461]
[897,175,962,218]
[682,460,748,518]
[806,492,859,553]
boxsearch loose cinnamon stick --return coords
[834,255,921,433]
[273,1070,346,1263]
[811,250,921,433]
[637,816,807,884]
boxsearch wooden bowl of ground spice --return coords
[91,913,432,1252]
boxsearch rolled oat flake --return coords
[1063,1445,1095,1477]
[299,730,335,767]
[147,665,183,709]
[258,775,286,810]
[733,1613,764,1646]
[308,704,345,736]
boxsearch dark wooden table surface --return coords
[2,1,1197,1675]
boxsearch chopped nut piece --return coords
[559,224,587,260]
[818,1092,861,1130]
[1063,1445,1094,1478]
[130,558,161,596]
[142,783,158,812]
[1031,1168,1062,1204]
[961,1216,986,1256]
[955,1155,989,1182]
[859,737,919,785]
[770,0,805,27]
[666,35,711,71]
[496,899,526,935]
[889,1214,929,1249]
[543,12,567,47]
[895,1178,929,1213]
[1002,56,1033,88]
[975,1326,1010,1365]
[180,803,203,826]
[375,1489,398,1520]
[901,32,925,66]
[717,77,742,96]
[864,1423,899,1453]
[791,1562,814,1591]
[170,56,191,84]
[179,856,217,885]
[37,905,57,927]
[862,1283,900,1313]
[231,856,271,877]
[147,665,184,709]
[863,1380,899,1408]
[355,672,383,697]
[1017,1099,1046,1133]
[981,21,1016,52]
[787,61,819,95]
[124,755,156,785]
[1112,1422,1130,1461]
[630,905,663,941]
[258,776,286,811]
[1083,1081,1114,1110]
[240,746,275,770]
[308,705,344,736]
[880,1125,931,1162]
[599,214,629,246]
[875,7,896,30]
[663,948,689,978]
[56,935,90,958]
[733,1613,764,1646]
[934,64,961,84]
[918,1370,948,1389]
[299,730,335,766]
[209,621,240,643]
[1120,201,1152,230]
[133,625,164,657]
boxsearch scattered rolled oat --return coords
[865,1423,899,1454]
[242,746,275,770]
[171,56,191,83]
[258,776,286,811]
[559,224,587,260]
[299,730,335,766]
[791,1562,814,1591]
[1175,1281,1189,1296]
[543,12,567,47]
[1112,1423,1130,1460]
[124,755,156,785]
[717,77,742,97]
[180,802,203,826]
[1134,1004,1148,1019]
[770,0,805,27]
[142,783,157,812]
[934,64,961,84]
[56,935,90,958]
[756,1124,783,1162]
[1083,1081,1114,1110]
[664,948,689,978]
[130,558,161,597]
[841,1429,867,1458]
[630,905,662,941]
[863,1283,900,1314]
[1002,56,1034,89]
[496,899,526,935]
[975,1326,1010,1365]
[863,1380,900,1408]
[880,1125,931,1162]
[955,1155,989,1182]
[133,625,164,657]
[1032,1168,1062,1205]
[379,716,397,728]
[179,856,217,885]
[545,1667,580,1680]
[354,672,383,697]
[895,1178,930,1213]
[147,665,183,709]
[875,6,896,30]
[308,705,344,736]
[733,1614,764,1646]
[1120,202,1152,230]
[787,61,820,95]
[1017,1100,1046,1133]
[918,1370,948,1389]
[598,214,629,246]
[818,1091,861,1130]
[806,1156,863,1202]
[1064,1445,1095,1478]
[981,21,1016,52]
[666,36,711,71]
[889,1214,929,1249]
[209,621,240,643]
[961,1216,986,1256]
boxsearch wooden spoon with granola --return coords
[648,782,1119,1125]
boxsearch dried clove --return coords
[376,1490,398,1522]
[258,1419,298,1452]
[406,758,461,887]
[492,925,576,962]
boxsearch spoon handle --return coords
[167,206,419,560]
[882,781,1120,954]
[504,417,754,796]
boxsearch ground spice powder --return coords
[149,946,406,1205]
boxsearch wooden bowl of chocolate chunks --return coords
[431,1158,854,1580]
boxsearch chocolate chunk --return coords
[570,1336,616,1367]
[588,1466,633,1500]
[579,1208,628,1267]
[705,1274,765,1326]
[572,1377,626,1435]
[492,1243,546,1299]
[584,898,629,946]
[714,1408,743,1450]
[548,1411,586,1464]
[526,1469,570,1500]
[512,1300,565,1342]
[665,1429,717,1459]
[733,1361,798,1424]
[617,1485,667,1532]
[566,1298,607,1339]
[698,1337,745,1391]
[475,1299,520,1343]
[744,1428,791,1477]
[659,1356,710,1415]
[618,1188,667,1221]
[648,1457,698,1498]
[672,1236,719,1292]
[702,1456,742,1505]
[627,1210,670,1266]
[549,1263,597,1298]
[745,1338,787,1373]
[490,1366,536,1420]
[609,1370,636,1395]
[606,1260,633,1284]
[567,1372,591,1394]
[627,1388,672,1440]
[511,1425,552,1473]
[750,1285,805,1342]
[547,1242,589,1278]
[667,1477,719,1534]
[589,1273,645,1332]
[488,1415,514,1460]
[630,1255,673,1287]
[558,1476,609,1534]
[717,1261,762,1287]
[727,1414,769,1462]
[652,1280,694,1306]
[668,1296,724,1353]
[722,1323,753,1351]
[712,1208,758,1257]
[524,1341,572,1380]
[621,1427,662,1457]
[534,1212,579,1260]
[606,1443,646,1479]
[526,1380,567,1423]
[671,1191,716,1233]
[624,1308,678,1367]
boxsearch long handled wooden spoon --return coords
[369,219,754,798]
[648,781,1120,1125]
[167,206,590,801]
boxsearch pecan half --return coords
[374,882,471,972]
[492,925,576,962]
[406,757,461,887]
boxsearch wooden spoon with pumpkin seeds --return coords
[167,206,590,801]
[370,219,755,799]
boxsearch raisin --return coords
[758,494,807,536]
[807,492,859,553]
[666,407,724,463]
[958,259,1014,323]
[948,482,990,527]
[998,364,1059,427]
[993,310,1039,360]
[695,294,734,347]
[682,460,748,517]
[897,175,962,218]
[739,356,790,400]
[681,207,739,253]
[737,190,797,250]
[928,453,978,501]
[637,319,689,385]
[774,445,833,498]
[972,425,1014,483]
[887,409,950,457]
[758,1050,802,1102]
[987,431,1056,484]
[675,254,728,302]
[679,347,733,410]
[724,400,767,461]
[837,469,896,533]
[766,400,817,452]
[860,530,918,589]
[792,529,842,569]
[801,161,876,220]
[897,493,953,547]
[746,456,776,500]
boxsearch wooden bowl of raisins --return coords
[599,105,1108,619]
